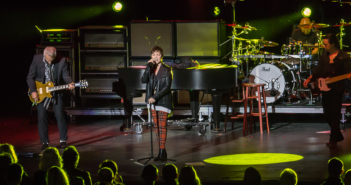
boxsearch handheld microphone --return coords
[147,61,156,67]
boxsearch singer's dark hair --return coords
[323,33,340,49]
[150,46,164,57]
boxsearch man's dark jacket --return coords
[27,54,72,94]
[27,54,72,93]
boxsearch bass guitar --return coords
[309,73,351,91]
[28,80,88,104]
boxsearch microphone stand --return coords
[137,103,176,165]
[137,105,155,165]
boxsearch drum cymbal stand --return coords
[339,19,349,49]
[221,0,246,99]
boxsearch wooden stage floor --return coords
[1,114,351,184]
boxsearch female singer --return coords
[141,46,173,161]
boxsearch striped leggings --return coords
[151,109,168,149]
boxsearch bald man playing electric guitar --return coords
[304,34,351,149]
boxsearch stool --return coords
[243,83,269,133]
[224,86,249,133]
[341,103,351,130]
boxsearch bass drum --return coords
[249,63,299,103]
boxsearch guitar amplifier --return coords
[80,52,127,72]
[80,76,120,98]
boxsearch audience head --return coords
[0,143,18,163]
[99,159,120,181]
[178,165,201,185]
[46,166,69,185]
[39,147,62,172]
[345,169,351,185]
[70,176,85,185]
[280,168,298,185]
[99,160,118,175]
[328,157,344,177]
[0,153,13,177]
[98,167,114,184]
[141,164,159,183]
[0,152,14,167]
[162,164,178,182]
[62,146,80,168]
[243,167,261,185]
[6,163,24,185]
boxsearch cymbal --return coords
[281,58,300,65]
[225,24,257,30]
[236,37,249,41]
[333,23,351,27]
[256,51,274,55]
[298,23,330,29]
[247,39,279,47]
[303,44,319,48]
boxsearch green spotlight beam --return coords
[204,153,304,165]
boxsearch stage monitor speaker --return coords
[130,22,173,57]
[176,22,222,57]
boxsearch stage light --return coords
[204,153,303,165]
[112,2,122,12]
[301,7,311,17]
[213,6,220,17]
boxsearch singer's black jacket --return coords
[141,62,173,111]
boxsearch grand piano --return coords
[115,64,237,131]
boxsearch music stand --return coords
[137,104,176,165]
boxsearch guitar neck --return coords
[48,82,78,92]
[325,73,351,85]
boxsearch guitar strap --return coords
[47,63,57,107]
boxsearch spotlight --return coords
[301,7,311,17]
[213,6,220,17]
[112,2,122,12]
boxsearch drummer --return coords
[290,18,319,55]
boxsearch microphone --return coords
[147,61,156,68]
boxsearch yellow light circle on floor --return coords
[204,153,303,165]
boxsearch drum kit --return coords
[222,0,351,105]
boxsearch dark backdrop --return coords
[1,0,350,115]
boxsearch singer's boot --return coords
[160,149,167,162]
[153,149,161,161]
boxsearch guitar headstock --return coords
[76,79,88,89]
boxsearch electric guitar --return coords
[28,80,88,104]
[309,73,351,91]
